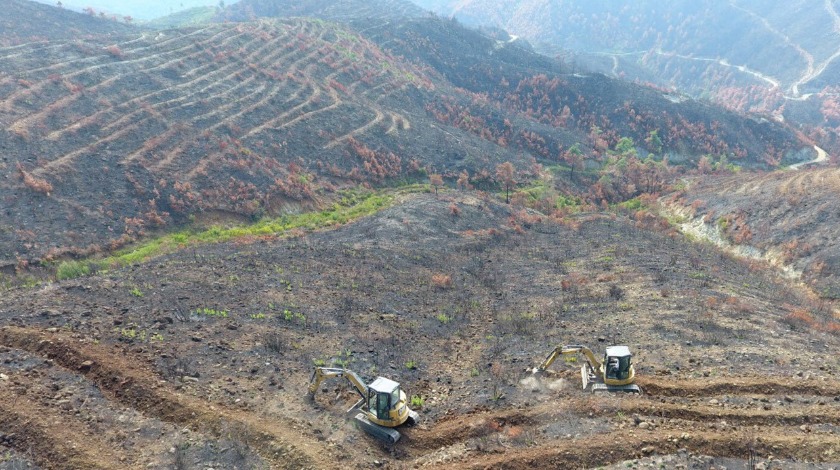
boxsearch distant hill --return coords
[142,6,218,30]
[218,0,426,22]
[360,16,810,168]
[32,0,220,21]
[2,0,139,46]
[414,0,840,152]
[0,1,812,267]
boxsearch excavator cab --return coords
[603,346,632,381]
[367,377,402,422]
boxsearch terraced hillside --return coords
[217,1,820,172]
[666,163,840,301]
[0,192,838,469]
[222,2,811,170]
[1,8,814,271]
[0,17,518,267]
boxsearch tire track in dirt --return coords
[403,407,545,452]
[405,373,840,468]
[0,386,123,470]
[0,326,335,470]
[422,427,840,469]
[588,398,840,427]
[639,376,840,398]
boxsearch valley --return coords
[416,0,840,155]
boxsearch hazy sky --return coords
[33,0,238,20]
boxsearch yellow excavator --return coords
[307,367,420,443]
[533,344,641,393]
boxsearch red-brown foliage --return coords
[347,137,402,181]
[105,45,124,59]
[431,273,452,289]
[16,163,53,195]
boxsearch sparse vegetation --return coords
[193,308,229,318]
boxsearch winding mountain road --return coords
[790,145,829,169]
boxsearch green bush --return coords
[410,395,424,408]
[56,260,91,280]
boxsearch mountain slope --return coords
[218,2,810,169]
[415,0,840,148]
[0,0,813,269]
[1,191,839,468]
[2,0,139,46]
[0,17,500,264]
[361,16,810,166]
[668,165,840,299]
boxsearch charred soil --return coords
[0,193,838,468]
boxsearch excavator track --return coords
[591,383,642,394]
[354,412,401,444]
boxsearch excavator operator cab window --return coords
[604,346,633,381]
[606,355,631,380]
[606,357,620,379]
[375,391,390,420]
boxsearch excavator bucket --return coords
[581,365,590,390]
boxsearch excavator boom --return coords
[535,344,601,373]
[308,367,369,400]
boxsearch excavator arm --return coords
[560,345,603,372]
[534,345,602,373]
[308,367,369,401]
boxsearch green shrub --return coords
[410,395,424,408]
[56,260,91,280]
